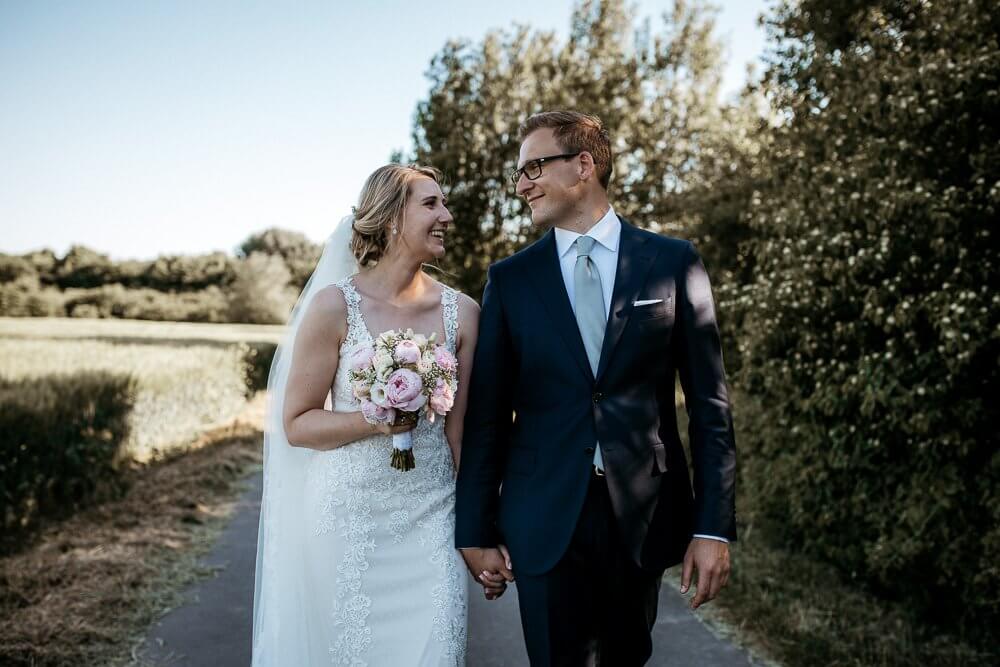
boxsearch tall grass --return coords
[0,336,259,461]
[0,372,136,537]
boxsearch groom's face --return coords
[515,128,581,228]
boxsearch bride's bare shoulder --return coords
[455,291,480,315]
[300,284,349,334]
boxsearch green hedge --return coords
[0,275,64,317]
[62,284,230,322]
[240,341,278,396]
[0,372,137,536]
[737,0,999,637]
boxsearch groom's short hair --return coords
[519,111,613,189]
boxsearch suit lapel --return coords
[595,219,658,382]
[527,230,594,382]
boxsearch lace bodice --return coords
[332,275,459,410]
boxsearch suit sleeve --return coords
[455,266,515,548]
[673,241,738,541]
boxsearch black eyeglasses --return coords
[509,152,581,186]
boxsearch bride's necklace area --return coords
[351,276,445,342]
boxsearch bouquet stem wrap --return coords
[390,412,418,471]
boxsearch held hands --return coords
[680,537,731,610]
[460,545,514,600]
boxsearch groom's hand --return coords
[681,538,731,610]
[460,546,514,600]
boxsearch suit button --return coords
[585,447,595,454]
[592,392,603,404]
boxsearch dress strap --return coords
[441,286,459,352]
[335,275,369,344]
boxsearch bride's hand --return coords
[373,419,418,436]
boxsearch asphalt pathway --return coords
[137,473,757,666]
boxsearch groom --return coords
[456,110,737,665]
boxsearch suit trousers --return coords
[514,471,663,666]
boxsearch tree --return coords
[0,254,35,284]
[140,252,235,291]
[738,0,999,635]
[22,249,58,285]
[226,252,296,324]
[407,0,755,298]
[54,245,116,289]
[238,228,322,290]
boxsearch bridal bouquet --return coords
[346,329,458,471]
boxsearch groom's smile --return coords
[515,127,589,229]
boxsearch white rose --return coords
[370,382,390,407]
[373,349,395,380]
[417,350,434,374]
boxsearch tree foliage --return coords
[0,230,316,321]
[408,0,755,297]
[737,0,999,633]
[226,252,296,324]
[238,227,322,290]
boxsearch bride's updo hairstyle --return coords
[351,163,443,267]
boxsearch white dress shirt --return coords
[553,207,728,545]
[554,206,621,322]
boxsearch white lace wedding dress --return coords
[295,275,468,665]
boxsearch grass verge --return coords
[0,420,263,667]
[689,519,998,667]
[671,390,997,666]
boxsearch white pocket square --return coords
[633,299,664,307]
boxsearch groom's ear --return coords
[578,151,596,183]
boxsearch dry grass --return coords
[0,316,282,461]
[0,316,284,345]
[0,414,264,667]
[0,337,251,461]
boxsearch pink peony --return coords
[384,368,426,411]
[361,399,395,424]
[394,339,422,365]
[433,346,457,373]
[347,343,375,372]
[428,378,455,415]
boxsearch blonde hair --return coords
[351,164,443,267]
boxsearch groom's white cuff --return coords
[692,534,729,543]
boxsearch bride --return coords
[252,164,495,665]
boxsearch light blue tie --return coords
[574,235,606,471]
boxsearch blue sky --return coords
[0,1,770,260]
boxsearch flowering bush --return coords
[733,0,999,631]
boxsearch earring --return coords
[392,227,398,235]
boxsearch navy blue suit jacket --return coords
[455,219,737,576]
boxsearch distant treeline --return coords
[0,229,321,324]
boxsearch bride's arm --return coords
[282,286,406,450]
[445,293,481,470]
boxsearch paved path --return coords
[137,473,756,666]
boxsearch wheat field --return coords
[0,317,284,460]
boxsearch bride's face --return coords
[393,177,453,263]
